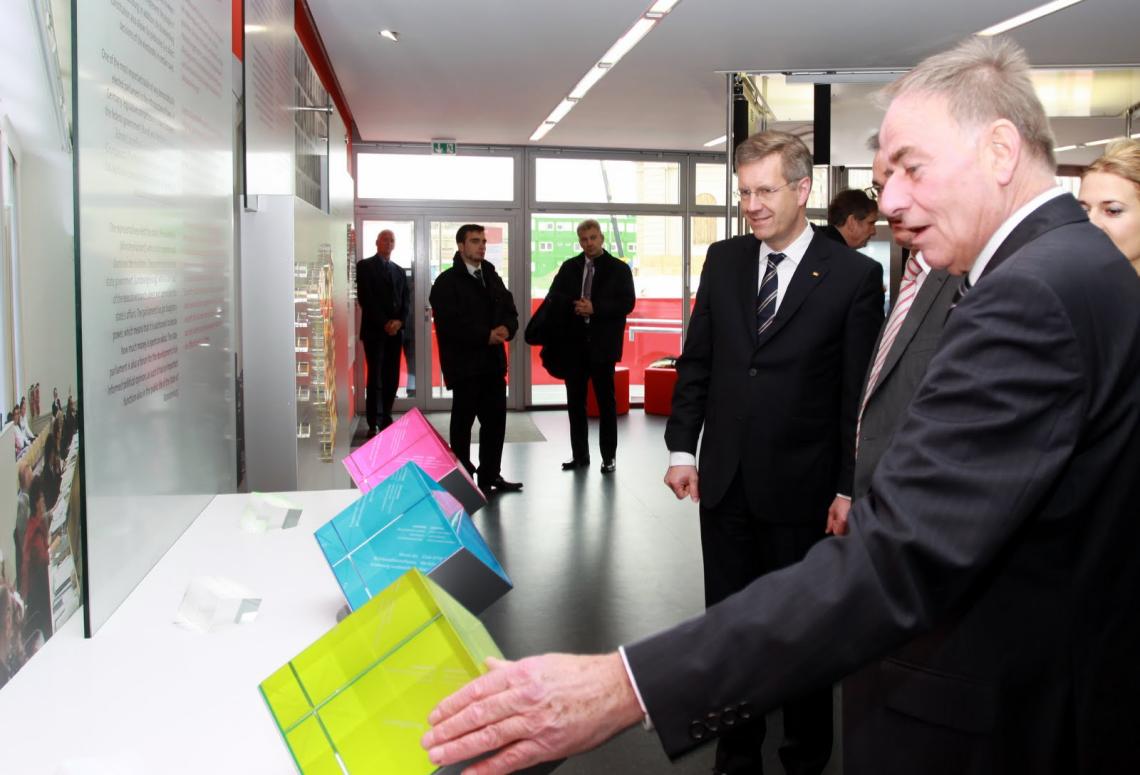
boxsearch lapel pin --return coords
[811,271,820,277]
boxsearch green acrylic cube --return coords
[260,568,502,774]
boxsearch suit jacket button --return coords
[738,702,753,720]
[722,707,738,727]
[748,367,758,376]
[705,711,720,733]
[689,720,708,740]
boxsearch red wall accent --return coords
[295,0,356,176]
[232,0,243,60]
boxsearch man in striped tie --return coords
[661,131,884,775]
[831,136,960,534]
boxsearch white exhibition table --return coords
[0,489,368,774]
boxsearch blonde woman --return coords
[1079,138,1140,275]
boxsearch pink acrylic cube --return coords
[343,408,486,515]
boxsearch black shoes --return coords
[366,426,379,438]
[561,458,590,470]
[600,459,616,474]
[480,476,523,493]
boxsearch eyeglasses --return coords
[864,184,882,202]
[737,178,802,202]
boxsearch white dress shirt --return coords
[968,186,1067,287]
[668,220,813,469]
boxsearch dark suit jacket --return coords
[852,264,957,498]
[356,254,409,343]
[665,230,884,518]
[429,254,518,387]
[545,251,636,365]
[627,195,1140,774]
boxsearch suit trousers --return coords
[700,468,833,775]
[564,351,618,462]
[363,333,402,430]
[449,372,507,482]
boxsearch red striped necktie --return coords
[857,255,924,448]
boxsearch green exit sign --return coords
[431,141,456,155]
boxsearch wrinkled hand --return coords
[384,319,403,335]
[664,465,700,502]
[825,496,851,536]
[422,653,643,775]
[488,325,509,345]
[573,299,594,316]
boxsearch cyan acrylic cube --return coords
[316,461,511,615]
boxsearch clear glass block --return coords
[242,492,303,533]
[174,576,261,633]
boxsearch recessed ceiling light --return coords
[379,30,400,42]
[529,3,671,143]
[977,0,1083,36]
[1053,144,1078,152]
[569,66,608,100]
[531,122,556,142]
[703,135,727,147]
[599,18,656,68]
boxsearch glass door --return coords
[357,214,521,415]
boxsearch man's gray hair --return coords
[734,131,813,183]
[866,132,880,152]
[881,36,1055,168]
[577,218,603,235]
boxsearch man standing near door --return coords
[357,230,409,434]
[430,224,523,494]
[548,219,636,474]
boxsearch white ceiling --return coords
[307,0,1140,152]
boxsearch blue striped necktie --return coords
[756,252,786,335]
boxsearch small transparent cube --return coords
[174,576,261,633]
[259,569,502,774]
[316,462,511,615]
[343,407,485,516]
[242,492,303,533]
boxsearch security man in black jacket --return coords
[429,224,522,493]
[357,229,410,434]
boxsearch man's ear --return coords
[986,119,1022,186]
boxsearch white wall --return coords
[0,0,77,410]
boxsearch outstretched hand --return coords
[422,652,644,775]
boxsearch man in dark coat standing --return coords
[546,219,635,474]
[356,229,409,434]
[429,224,522,494]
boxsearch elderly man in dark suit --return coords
[356,230,409,434]
[546,219,636,474]
[422,36,1140,775]
[663,130,884,774]
[429,224,522,494]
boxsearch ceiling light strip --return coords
[529,1,680,142]
[977,0,1083,37]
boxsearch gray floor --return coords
[460,409,843,775]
